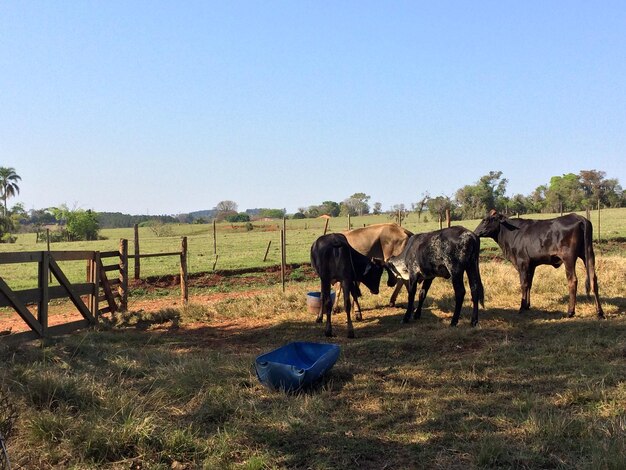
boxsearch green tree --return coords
[545,173,583,213]
[0,167,21,217]
[341,192,371,216]
[319,201,340,217]
[455,171,508,219]
[66,209,100,241]
[427,196,455,222]
[579,170,623,208]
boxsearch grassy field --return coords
[0,248,625,468]
[0,208,624,468]
[1,207,625,291]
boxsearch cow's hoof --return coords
[324,330,334,337]
[401,317,410,324]
[567,311,575,318]
[389,301,396,308]
[598,310,606,319]
[347,331,355,339]
[471,321,478,327]
[315,317,323,324]
[355,313,363,321]
[449,322,458,327]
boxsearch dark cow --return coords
[311,233,386,338]
[387,226,484,326]
[474,210,604,318]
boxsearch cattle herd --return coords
[310,211,605,338]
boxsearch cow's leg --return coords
[450,273,466,327]
[389,280,404,307]
[525,265,536,310]
[333,281,343,312]
[467,266,482,327]
[517,265,531,313]
[317,281,331,323]
[344,280,356,338]
[583,256,605,319]
[413,278,433,320]
[353,282,363,321]
[321,282,334,337]
[564,259,578,318]
[402,277,418,323]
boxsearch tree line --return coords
[1,167,623,243]
[295,169,624,221]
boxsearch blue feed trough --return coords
[255,342,340,392]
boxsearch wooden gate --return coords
[0,241,128,340]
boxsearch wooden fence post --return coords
[348,214,351,230]
[323,218,329,235]
[39,251,49,337]
[213,220,217,255]
[280,230,285,292]
[597,200,601,243]
[263,240,272,262]
[445,208,451,228]
[180,236,188,304]
[119,239,128,312]
[134,224,140,280]
[47,228,52,283]
[438,214,443,230]
[91,252,100,320]
[586,207,590,221]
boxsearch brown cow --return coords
[337,223,413,319]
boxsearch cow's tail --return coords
[583,217,596,297]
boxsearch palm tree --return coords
[0,167,21,217]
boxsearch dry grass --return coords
[0,255,625,469]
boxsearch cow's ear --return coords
[488,209,498,217]
[363,264,371,276]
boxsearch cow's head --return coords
[474,209,505,238]
[360,258,385,295]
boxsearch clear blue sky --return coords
[2,1,625,215]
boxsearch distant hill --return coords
[188,209,217,220]
[98,212,178,228]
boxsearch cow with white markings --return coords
[387,226,484,326]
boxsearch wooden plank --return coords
[0,252,43,264]
[50,251,96,261]
[0,277,43,336]
[102,264,120,273]
[119,238,128,312]
[99,306,113,315]
[99,263,117,314]
[49,257,96,324]
[0,283,94,307]
[38,252,49,336]
[91,253,100,320]
[129,251,181,259]
[100,250,120,258]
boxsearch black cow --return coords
[310,233,387,338]
[387,226,484,326]
[474,210,604,318]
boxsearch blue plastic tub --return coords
[255,342,340,392]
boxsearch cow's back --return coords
[344,223,412,260]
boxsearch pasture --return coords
[1,208,625,291]
[0,209,625,468]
